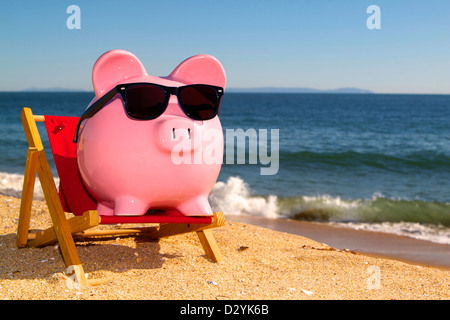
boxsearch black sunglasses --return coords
[73,82,224,143]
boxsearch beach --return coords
[0,194,448,300]
[229,215,450,269]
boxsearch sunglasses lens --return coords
[180,85,220,120]
[125,85,167,119]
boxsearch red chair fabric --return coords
[44,116,97,216]
[44,115,212,224]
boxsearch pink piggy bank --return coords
[75,49,226,216]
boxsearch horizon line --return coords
[1,87,449,95]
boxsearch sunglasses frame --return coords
[73,82,224,143]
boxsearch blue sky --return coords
[1,0,449,93]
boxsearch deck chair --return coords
[16,107,225,286]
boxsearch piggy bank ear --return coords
[168,54,226,88]
[92,49,148,96]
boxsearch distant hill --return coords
[22,87,86,92]
[19,86,373,94]
[227,87,374,94]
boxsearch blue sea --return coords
[1,92,449,244]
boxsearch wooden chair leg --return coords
[197,229,223,262]
[36,149,88,286]
[16,147,39,247]
[27,211,100,247]
[19,108,106,286]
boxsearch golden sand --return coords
[0,195,448,300]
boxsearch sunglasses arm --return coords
[72,86,119,143]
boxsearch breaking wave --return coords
[209,176,450,245]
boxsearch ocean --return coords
[1,92,449,245]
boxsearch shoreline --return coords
[227,215,450,270]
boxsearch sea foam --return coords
[0,171,59,200]
[209,176,280,218]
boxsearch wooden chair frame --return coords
[16,107,225,286]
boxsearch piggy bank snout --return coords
[156,118,202,152]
